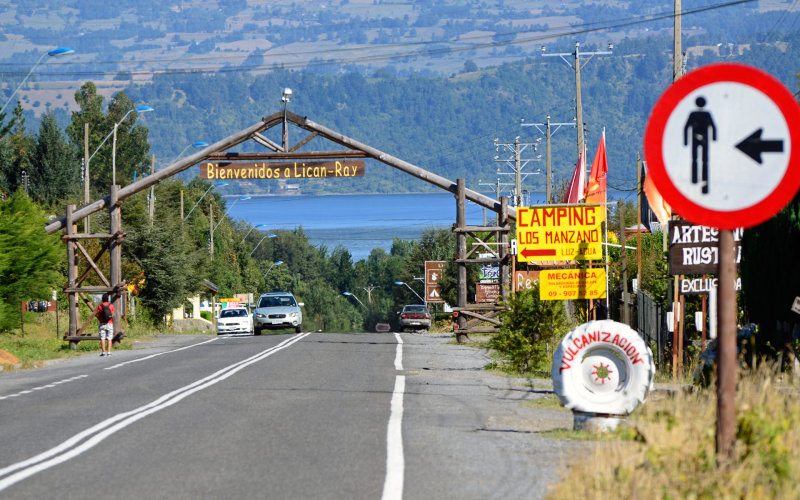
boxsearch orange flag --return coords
[643,168,672,226]
[562,147,586,204]
[585,131,608,204]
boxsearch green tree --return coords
[30,112,79,206]
[67,83,151,197]
[0,103,35,195]
[0,191,63,331]
[490,287,572,374]
[124,223,203,324]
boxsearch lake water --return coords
[228,190,635,261]
[228,192,490,261]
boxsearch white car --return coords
[216,307,253,335]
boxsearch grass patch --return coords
[522,393,567,411]
[1,311,211,371]
[547,364,800,499]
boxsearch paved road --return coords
[0,332,585,499]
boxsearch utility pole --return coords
[542,42,613,166]
[84,123,90,234]
[209,201,214,261]
[674,0,683,82]
[493,136,541,207]
[148,154,155,224]
[521,115,576,203]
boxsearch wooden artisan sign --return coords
[668,220,742,275]
[201,160,365,180]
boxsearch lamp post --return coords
[112,106,153,186]
[281,87,292,150]
[184,181,228,222]
[241,223,266,244]
[171,141,208,166]
[250,233,277,257]
[263,261,284,279]
[394,281,425,305]
[212,195,251,233]
[0,47,75,117]
[342,292,366,310]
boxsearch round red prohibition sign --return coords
[644,63,800,229]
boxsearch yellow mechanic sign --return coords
[540,268,607,301]
[516,205,604,262]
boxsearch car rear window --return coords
[404,306,429,314]
[258,296,296,308]
[221,309,247,318]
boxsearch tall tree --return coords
[0,191,63,331]
[0,102,35,195]
[30,112,79,206]
[67,82,151,198]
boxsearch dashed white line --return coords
[393,333,404,371]
[382,375,406,500]
[0,375,88,401]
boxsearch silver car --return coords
[253,292,303,334]
[398,304,431,332]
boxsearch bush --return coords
[489,287,572,374]
[200,310,212,322]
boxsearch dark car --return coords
[398,305,431,333]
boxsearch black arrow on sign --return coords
[735,128,784,164]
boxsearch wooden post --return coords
[110,185,123,343]
[66,204,78,341]
[618,200,629,325]
[678,291,685,378]
[716,229,737,461]
[499,196,509,302]
[456,178,468,343]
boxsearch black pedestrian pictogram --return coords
[683,96,717,194]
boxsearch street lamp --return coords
[0,47,75,117]
[240,223,266,244]
[342,292,366,310]
[184,181,228,222]
[263,261,284,279]
[250,233,277,256]
[394,281,425,304]
[112,106,153,186]
[212,195,251,233]
[170,141,208,166]
[281,87,292,150]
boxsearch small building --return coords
[170,279,219,332]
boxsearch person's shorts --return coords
[99,323,114,340]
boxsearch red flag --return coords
[562,147,586,204]
[585,131,608,204]
[643,168,672,225]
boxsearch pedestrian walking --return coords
[96,294,115,356]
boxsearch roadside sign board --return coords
[515,270,541,292]
[644,63,800,229]
[201,160,365,180]
[668,221,742,275]
[539,268,607,301]
[425,261,445,303]
[516,205,605,262]
[475,283,500,303]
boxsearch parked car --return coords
[216,307,253,335]
[375,323,392,333]
[398,304,431,332]
[253,292,304,334]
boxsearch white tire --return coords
[551,320,655,415]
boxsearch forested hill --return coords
[124,31,800,197]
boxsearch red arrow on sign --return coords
[521,249,556,259]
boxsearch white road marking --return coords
[0,333,311,492]
[382,375,406,500]
[105,336,219,370]
[0,375,88,401]
[393,333,403,371]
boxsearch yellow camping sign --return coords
[516,205,605,262]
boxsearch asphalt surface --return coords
[0,332,586,499]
